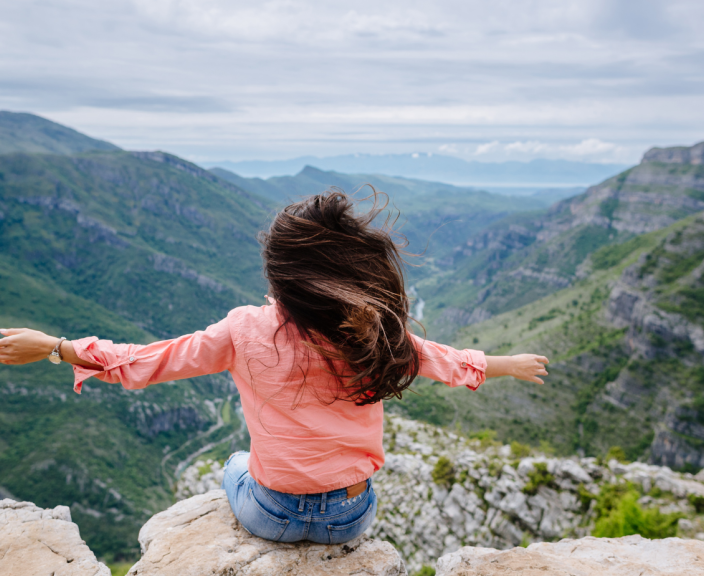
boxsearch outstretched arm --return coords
[410,333,548,389]
[0,315,235,393]
[0,328,103,369]
[485,354,549,385]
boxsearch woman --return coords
[0,190,548,545]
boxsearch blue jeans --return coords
[221,451,377,544]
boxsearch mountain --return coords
[419,141,704,339]
[209,165,564,288]
[2,111,702,564]
[210,164,581,206]
[0,114,271,561]
[0,111,119,155]
[392,205,704,472]
[204,153,629,188]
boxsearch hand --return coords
[509,354,549,384]
[0,328,59,365]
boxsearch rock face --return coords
[367,416,704,573]
[435,535,704,575]
[128,489,407,576]
[175,458,225,500]
[0,498,110,576]
[177,416,704,574]
[643,141,704,165]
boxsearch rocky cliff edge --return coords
[4,491,704,575]
[0,498,110,576]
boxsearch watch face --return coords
[48,354,61,365]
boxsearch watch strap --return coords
[52,337,67,360]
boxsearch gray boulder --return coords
[435,535,704,576]
[0,498,110,576]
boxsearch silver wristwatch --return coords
[48,337,67,364]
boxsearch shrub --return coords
[605,446,628,463]
[415,567,436,576]
[432,457,456,488]
[470,429,500,449]
[592,489,682,539]
[689,494,704,514]
[538,440,555,456]
[523,463,555,495]
[595,482,633,517]
[578,483,597,512]
[458,469,469,484]
[511,441,532,458]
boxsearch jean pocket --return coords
[327,502,374,545]
[237,488,290,542]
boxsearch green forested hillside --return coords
[2,113,703,563]
[0,150,268,337]
[418,143,704,339]
[392,212,704,471]
[0,119,268,561]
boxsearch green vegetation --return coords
[510,441,532,458]
[591,233,654,270]
[387,381,454,427]
[414,566,436,576]
[431,457,456,488]
[605,446,628,463]
[470,429,501,449]
[688,494,704,514]
[592,484,682,539]
[528,308,563,330]
[599,197,620,220]
[108,562,133,576]
[577,483,597,512]
[538,440,556,456]
[522,463,555,495]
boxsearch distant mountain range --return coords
[209,165,583,207]
[203,153,630,189]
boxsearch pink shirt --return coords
[72,302,486,494]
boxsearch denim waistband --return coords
[259,477,372,509]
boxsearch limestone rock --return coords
[435,535,704,576]
[178,415,704,573]
[0,498,110,576]
[128,489,407,576]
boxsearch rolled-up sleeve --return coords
[71,313,236,394]
[411,333,487,390]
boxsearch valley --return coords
[1,111,703,566]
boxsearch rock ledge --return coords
[128,489,407,576]
[436,534,704,575]
[0,498,110,576]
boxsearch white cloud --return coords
[474,141,500,155]
[438,144,458,154]
[470,138,632,163]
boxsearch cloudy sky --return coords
[1,0,703,164]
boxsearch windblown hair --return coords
[259,188,420,406]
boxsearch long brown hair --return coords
[259,188,420,406]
